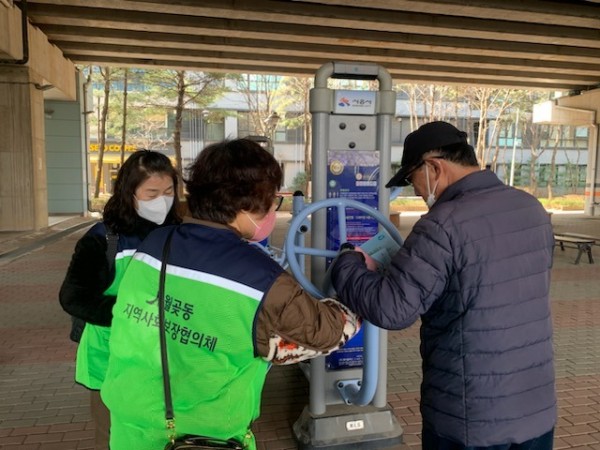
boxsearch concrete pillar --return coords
[0,65,48,231]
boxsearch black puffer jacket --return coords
[332,170,556,446]
[59,218,158,326]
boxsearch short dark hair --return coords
[103,150,181,233]
[426,141,479,167]
[185,139,283,223]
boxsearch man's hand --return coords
[338,242,378,271]
[355,247,379,271]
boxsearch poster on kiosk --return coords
[325,89,379,371]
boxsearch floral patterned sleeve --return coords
[254,272,361,365]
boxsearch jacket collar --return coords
[435,170,503,206]
[182,215,242,237]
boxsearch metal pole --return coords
[308,113,329,416]
[308,62,335,415]
[374,74,395,408]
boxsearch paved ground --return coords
[1,210,600,449]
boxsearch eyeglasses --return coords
[402,161,426,186]
[402,156,445,186]
[273,195,284,211]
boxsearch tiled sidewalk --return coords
[1,212,600,449]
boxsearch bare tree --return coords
[562,126,584,194]
[170,70,226,196]
[128,120,171,150]
[273,76,313,193]
[396,84,454,131]
[547,125,562,200]
[120,68,129,165]
[173,70,186,196]
[461,87,515,169]
[490,118,505,173]
[408,85,418,130]
[234,74,279,137]
[521,120,547,194]
[134,69,227,197]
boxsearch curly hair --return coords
[185,139,282,224]
[103,150,181,234]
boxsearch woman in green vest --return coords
[59,150,181,449]
[102,139,361,449]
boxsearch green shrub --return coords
[392,195,584,212]
[89,196,110,212]
[538,195,585,210]
[390,197,428,212]
[290,172,309,196]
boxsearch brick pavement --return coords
[1,212,600,450]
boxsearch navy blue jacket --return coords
[59,219,158,326]
[331,170,556,446]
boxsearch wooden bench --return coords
[554,234,595,265]
[555,232,600,246]
[389,211,401,229]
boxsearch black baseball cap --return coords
[386,121,468,187]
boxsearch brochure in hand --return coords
[359,228,402,271]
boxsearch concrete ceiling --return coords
[22,0,600,91]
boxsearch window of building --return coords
[237,110,305,144]
[237,111,253,138]
[205,120,225,142]
[497,122,520,148]
[238,74,282,92]
[575,126,589,149]
[167,110,224,142]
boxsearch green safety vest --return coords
[101,250,269,450]
[75,252,133,390]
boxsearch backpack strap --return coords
[69,225,120,343]
[105,227,119,272]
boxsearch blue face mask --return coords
[135,195,174,225]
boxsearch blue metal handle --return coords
[285,198,403,298]
[284,197,404,406]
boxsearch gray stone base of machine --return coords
[293,404,404,449]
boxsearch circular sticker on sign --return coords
[330,160,344,175]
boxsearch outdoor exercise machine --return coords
[284,62,405,449]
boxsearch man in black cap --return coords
[331,121,556,450]
[385,121,478,207]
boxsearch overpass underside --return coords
[1,0,600,230]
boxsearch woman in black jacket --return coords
[59,150,181,450]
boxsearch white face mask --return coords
[425,164,439,209]
[135,195,174,225]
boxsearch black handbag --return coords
[164,435,244,450]
[157,229,245,450]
